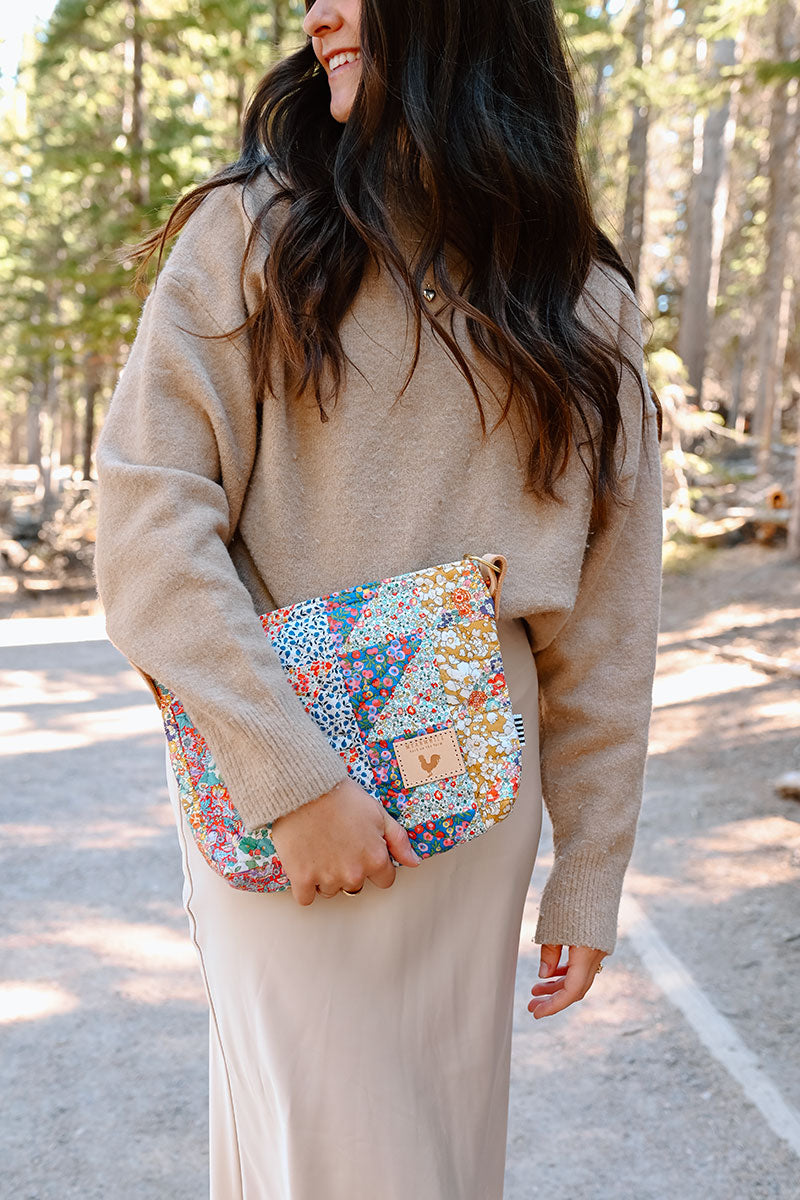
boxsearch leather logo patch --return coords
[393,728,467,789]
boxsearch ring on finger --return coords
[315,885,340,898]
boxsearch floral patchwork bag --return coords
[152,553,525,892]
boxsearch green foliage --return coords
[0,0,797,476]
[0,0,305,466]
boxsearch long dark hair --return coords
[128,0,661,534]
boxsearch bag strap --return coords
[465,553,508,620]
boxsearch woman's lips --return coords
[328,54,360,77]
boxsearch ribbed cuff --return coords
[533,845,628,955]
[195,695,353,833]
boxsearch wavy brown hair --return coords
[127,0,661,535]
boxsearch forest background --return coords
[1,0,800,606]
[2,9,800,1194]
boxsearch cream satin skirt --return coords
[164,615,543,1200]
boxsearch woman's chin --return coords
[329,79,358,123]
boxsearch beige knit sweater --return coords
[93,171,663,955]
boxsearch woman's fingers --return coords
[529,979,562,996]
[536,964,569,979]
[537,943,564,979]
[366,853,397,890]
[382,811,422,867]
[315,885,341,899]
[528,945,607,1018]
[289,874,318,907]
[275,784,426,904]
[528,973,583,1018]
[315,840,399,896]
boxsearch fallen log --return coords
[693,506,790,546]
[722,505,789,527]
[692,516,749,547]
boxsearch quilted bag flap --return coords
[155,554,523,891]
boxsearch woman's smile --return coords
[303,0,362,121]
[327,49,361,75]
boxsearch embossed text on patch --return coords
[393,728,467,789]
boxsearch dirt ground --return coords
[631,544,800,1110]
[506,542,800,1198]
[1,540,799,1198]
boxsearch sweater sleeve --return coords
[525,288,664,956]
[93,183,352,832]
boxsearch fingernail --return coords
[538,962,549,978]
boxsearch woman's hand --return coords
[270,778,421,905]
[528,943,609,1019]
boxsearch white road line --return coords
[619,891,800,1158]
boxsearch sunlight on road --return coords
[51,919,198,972]
[652,657,762,705]
[0,704,161,755]
[2,920,206,1012]
[0,981,78,1025]
[1,669,104,705]
[649,649,798,756]
[0,816,172,850]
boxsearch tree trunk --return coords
[230,25,248,140]
[61,384,77,470]
[271,0,284,51]
[9,410,23,464]
[789,430,800,558]
[122,0,148,207]
[677,27,737,406]
[26,381,42,469]
[621,0,651,288]
[36,356,61,512]
[583,50,609,193]
[754,3,799,477]
[82,358,101,482]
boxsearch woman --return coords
[93,0,664,1196]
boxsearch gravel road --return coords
[2,547,799,1198]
